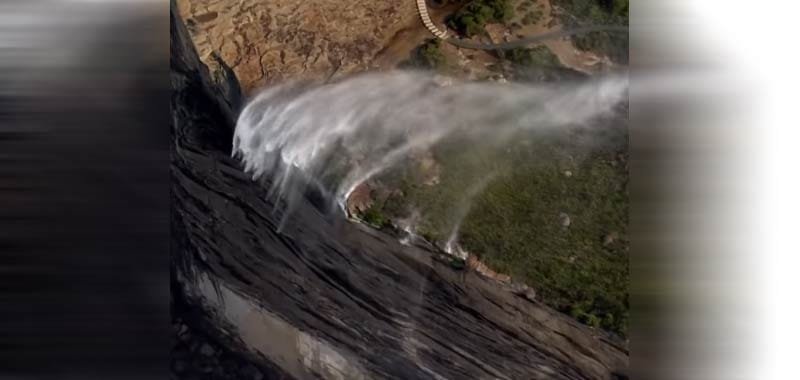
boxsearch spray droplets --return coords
[233,71,628,234]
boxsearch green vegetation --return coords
[505,46,560,67]
[416,39,448,70]
[364,125,630,336]
[516,0,532,11]
[361,204,390,228]
[401,39,449,72]
[460,140,629,334]
[449,257,467,270]
[556,0,628,23]
[501,46,576,83]
[448,0,515,37]
[553,0,629,62]
[521,9,543,25]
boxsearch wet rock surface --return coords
[171,2,629,379]
[171,314,293,380]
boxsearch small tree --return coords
[361,205,388,227]
[448,0,514,37]
[417,39,447,70]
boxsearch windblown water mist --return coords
[233,71,628,233]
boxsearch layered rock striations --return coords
[171,2,629,379]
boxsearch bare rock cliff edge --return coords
[170,2,629,379]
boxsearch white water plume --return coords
[233,71,628,219]
[444,173,498,258]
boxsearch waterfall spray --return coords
[233,71,628,227]
[443,173,499,258]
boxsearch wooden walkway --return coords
[414,0,625,51]
[415,0,448,39]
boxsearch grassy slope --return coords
[553,0,629,63]
[365,5,630,335]
[460,133,629,335]
[366,124,629,336]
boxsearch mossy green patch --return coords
[364,124,629,336]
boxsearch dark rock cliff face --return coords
[170,2,629,379]
[171,2,239,153]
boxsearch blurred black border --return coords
[0,1,169,378]
[0,0,769,379]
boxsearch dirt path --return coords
[487,0,616,74]
[427,0,620,75]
